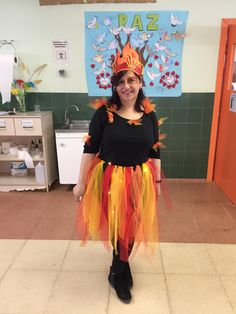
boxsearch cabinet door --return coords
[14,118,42,136]
[56,137,84,184]
[0,118,15,135]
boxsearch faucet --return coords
[64,105,79,125]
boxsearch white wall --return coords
[0,0,235,93]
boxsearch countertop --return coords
[55,127,89,133]
[0,111,50,118]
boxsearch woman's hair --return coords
[108,70,146,112]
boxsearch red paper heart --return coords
[106,72,110,77]
[176,74,180,79]
[148,63,153,68]
[149,82,154,86]
[154,55,159,59]
[159,79,163,83]
[172,84,176,88]
[90,64,95,69]
[175,61,179,66]
[163,82,167,86]
[171,71,175,75]
[166,72,170,76]
[100,73,104,77]
[167,85,171,89]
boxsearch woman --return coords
[73,43,161,303]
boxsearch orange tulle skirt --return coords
[77,157,159,261]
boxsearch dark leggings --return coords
[111,241,134,274]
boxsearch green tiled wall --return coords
[156,93,214,178]
[0,92,214,178]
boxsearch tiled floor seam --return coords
[221,202,236,222]
[192,217,203,240]
[218,275,235,313]
[163,272,230,277]
[159,243,174,314]
[25,205,50,240]
[105,282,111,314]
[42,239,72,314]
[1,240,27,282]
[60,239,109,313]
[205,243,235,313]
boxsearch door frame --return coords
[207,19,236,181]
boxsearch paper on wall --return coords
[52,40,69,65]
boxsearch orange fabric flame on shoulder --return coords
[142,98,156,113]
[107,111,114,123]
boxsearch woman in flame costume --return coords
[73,42,161,303]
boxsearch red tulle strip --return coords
[100,164,114,241]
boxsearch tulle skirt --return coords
[77,157,159,261]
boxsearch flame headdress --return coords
[112,42,144,76]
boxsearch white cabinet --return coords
[55,131,86,184]
[0,112,58,192]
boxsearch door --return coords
[56,135,84,184]
[214,25,236,204]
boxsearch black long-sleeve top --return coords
[84,105,160,167]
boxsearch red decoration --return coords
[159,71,180,89]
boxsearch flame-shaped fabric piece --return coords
[112,42,144,76]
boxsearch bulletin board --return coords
[85,11,188,97]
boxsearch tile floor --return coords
[0,180,236,314]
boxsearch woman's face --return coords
[115,71,142,104]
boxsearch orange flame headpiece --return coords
[112,42,144,76]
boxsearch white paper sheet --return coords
[24,151,34,169]
[0,54,14,104]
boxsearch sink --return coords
[62,120,90,131]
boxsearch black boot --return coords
[123,262,133,289]
[108,267,132,303]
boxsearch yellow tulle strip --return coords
[141,163,158,242]
[82,160,104,239]
[130,165,143,236]
[108,166,127,253]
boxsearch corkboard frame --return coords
[39,0,155,5]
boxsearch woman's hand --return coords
[73,183,86,203]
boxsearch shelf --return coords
[0,112,58,192]
[0,173,46,186]
[0,173,46,192]
[0,155,44,162]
